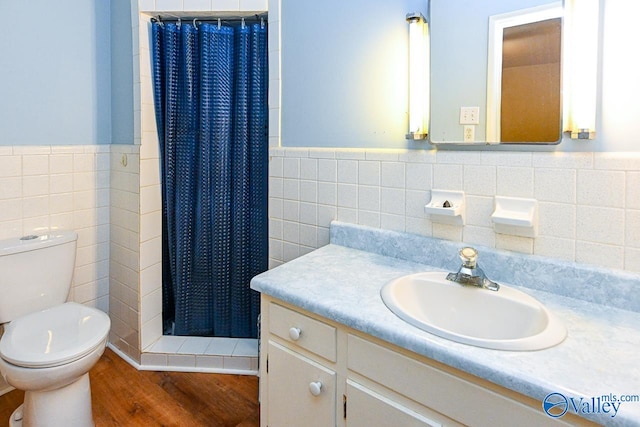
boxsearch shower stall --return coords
[151,15,268,340]
[106,2,275,374]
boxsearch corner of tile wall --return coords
[110,144,142,363]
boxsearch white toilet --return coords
[0,231,111,427]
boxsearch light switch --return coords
[460,107,480,125]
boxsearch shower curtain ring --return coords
[193,18,198,28]
[218,18,221,29]
[241,17,245,29]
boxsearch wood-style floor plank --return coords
[0,348,259,427]
[0,387,22,426]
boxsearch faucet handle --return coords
[459,247,478,268]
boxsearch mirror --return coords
[429,0,564,145]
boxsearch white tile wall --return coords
[140,0,267,13]
[109,144,141,363]
[269,148,640,273]
[0,145,110,311]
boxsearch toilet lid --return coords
[0,302,111,368]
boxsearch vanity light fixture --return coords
[406,12,429,140]
[564,0,599,139]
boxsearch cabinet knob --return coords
[309,381,323,396]
[288,327,301,341]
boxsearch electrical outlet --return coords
[463,125,475,142]
[460,107,480,125]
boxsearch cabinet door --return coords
[267,341,336,427]
[346,380,458,427]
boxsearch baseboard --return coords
[107,342,142,369]
[107,341,258,376]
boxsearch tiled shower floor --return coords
[139,336,258,374]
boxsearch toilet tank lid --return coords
[0,231,77,257]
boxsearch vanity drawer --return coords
[347,334,574,427]
[269,303,337,362]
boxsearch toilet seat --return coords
[0,302,110,368]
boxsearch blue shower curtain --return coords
[151,20,267,338]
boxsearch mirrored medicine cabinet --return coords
[428,0,564,145]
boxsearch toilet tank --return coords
[0,231,77,323]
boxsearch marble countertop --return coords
[252,224,640,426]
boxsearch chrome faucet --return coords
[446,247,500,291]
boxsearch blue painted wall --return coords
[111,0,134,145]
[0,0,111,145]
[280,0,428,149]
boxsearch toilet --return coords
[0,231,111,427]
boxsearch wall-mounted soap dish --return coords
[424,190,465,225]
[491,196,538,237]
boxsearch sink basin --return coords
[380,271,567,351]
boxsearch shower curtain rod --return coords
[152,14,267,26]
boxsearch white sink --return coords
[380,271,567,351]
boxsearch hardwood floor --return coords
[0,348,260,427]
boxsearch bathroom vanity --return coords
[252,222,640,426]
[261,298,595,426]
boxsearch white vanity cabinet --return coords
[263,302,338,427]
[259,296,595,427]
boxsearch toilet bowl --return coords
[0,232,111,427]
[0,303,110,427]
